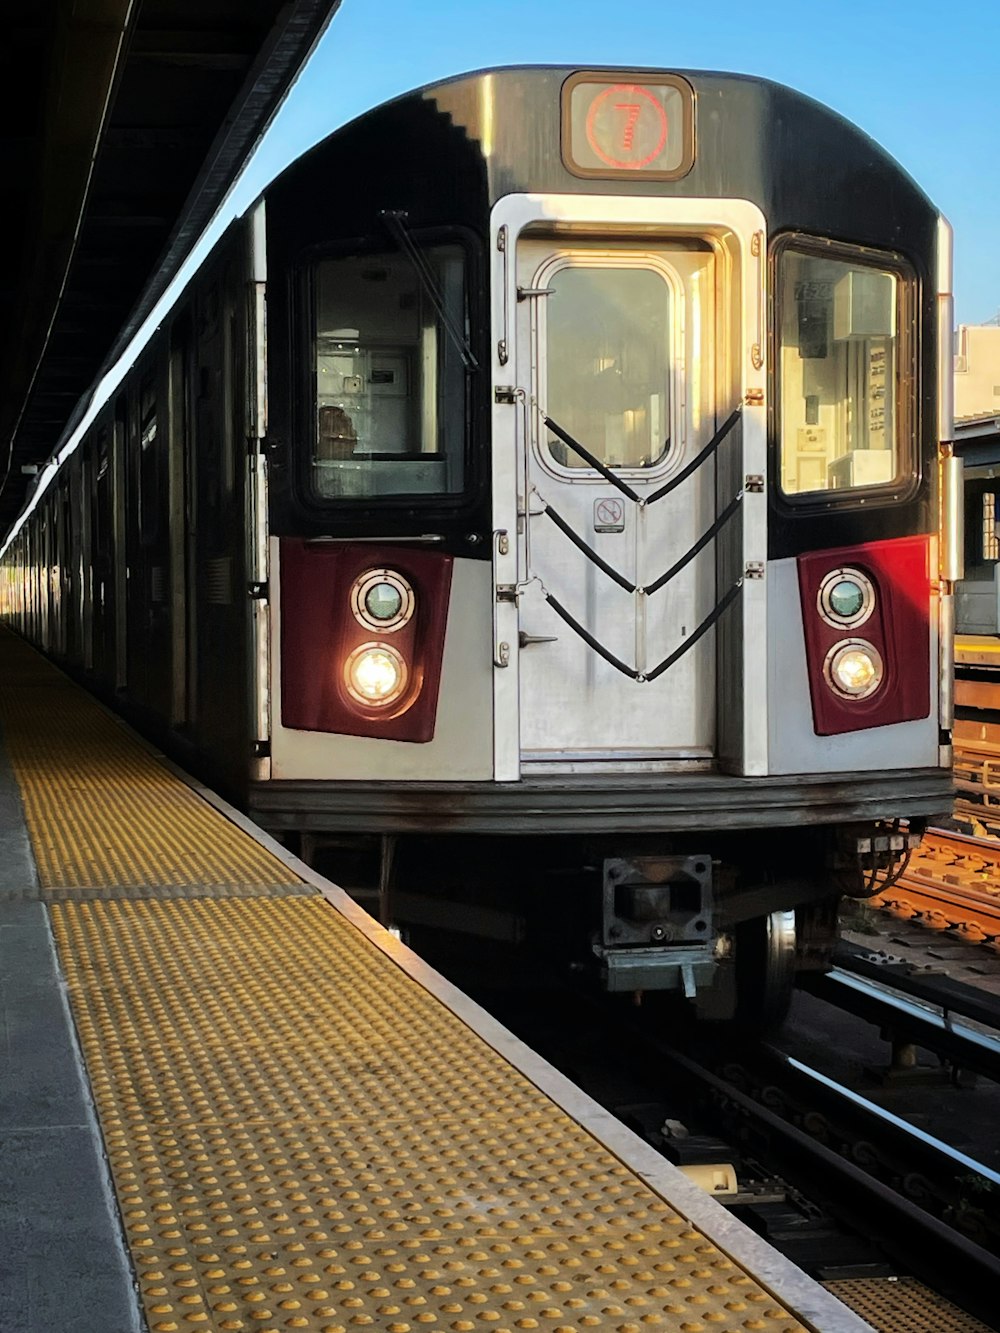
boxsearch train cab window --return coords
[777,244,913,498]
[311,244,467,500]
[544,264,670,470]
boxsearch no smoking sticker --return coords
[594,497,625,532]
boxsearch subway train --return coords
[951,422,1000,824]
[0,66,959,1022]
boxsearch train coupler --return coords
[593,855,717,993]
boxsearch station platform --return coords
[955,634,1000,670]
[0,628,870,1333]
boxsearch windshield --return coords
[778,245,910,498]
[312,243,468,500]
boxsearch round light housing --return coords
[829,580,865,618]
[344,642,408,706]
[817,567,875,628]
[824,639,884,700]
[351,568,414,632]
[365,581,403,622]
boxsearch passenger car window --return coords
[778,245,911,498]
[312,244,467,500]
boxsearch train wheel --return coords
[734,908,797,1030]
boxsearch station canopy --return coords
[0,0,341,542]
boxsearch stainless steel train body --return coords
[1,67,958,1019]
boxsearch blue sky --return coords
[232,0,997,326]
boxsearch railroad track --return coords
[954,742,1000,835]
[631,952,1000,1329]
[869,827,1000,944]
[442,953,1000,1330]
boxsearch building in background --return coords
[953,326,1000,634]
[955,323,1000,420]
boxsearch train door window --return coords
[777,241,914,499]
[543,261,671,471]
[310,243,467,499]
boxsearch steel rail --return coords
[878,872,1000,930]
[869,828,1000,941]
[925,827,1000,853]
[802,965,1000,1082]
[834,939,1000,1033]
[755,1042,1000,1199]
[630,1031,1000,1325]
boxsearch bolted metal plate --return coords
[825,1277,992,1332]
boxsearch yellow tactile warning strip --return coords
[955,635,1000,655]
[1,630,814,1332]
[825,1279,993,1332]
[0,632,299,891]
[52,894,808,1333]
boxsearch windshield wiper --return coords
[379,210,479,371]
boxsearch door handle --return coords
[519,631,558,647]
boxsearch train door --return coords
[168,316,196,728]
[79,450,94,672]
[59,478,73,661]
[124,382,149,706]
[39,504,50,652]
[92,427,115,683]
[189,257,249,789]
[513,236,719,767]
[52,488,64,657]
[138,367,173,715]
[113,396,128,691]
[27,524,37,642]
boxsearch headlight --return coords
[824,639,884,700]
[344,643,408,706]
[817,567,875,628]
[351,568,414,632]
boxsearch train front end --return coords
[257,68,956,1019]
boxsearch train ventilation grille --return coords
[205,556,232,605]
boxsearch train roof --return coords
[263,64,939,282]
[273,63,935,215]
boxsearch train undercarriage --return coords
[273,814,927,1027]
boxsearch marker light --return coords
[825,639,884,700]
[344,643,408,706]
[817,567,875,628]
[366,581,403,621]
[351,568,414,632]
